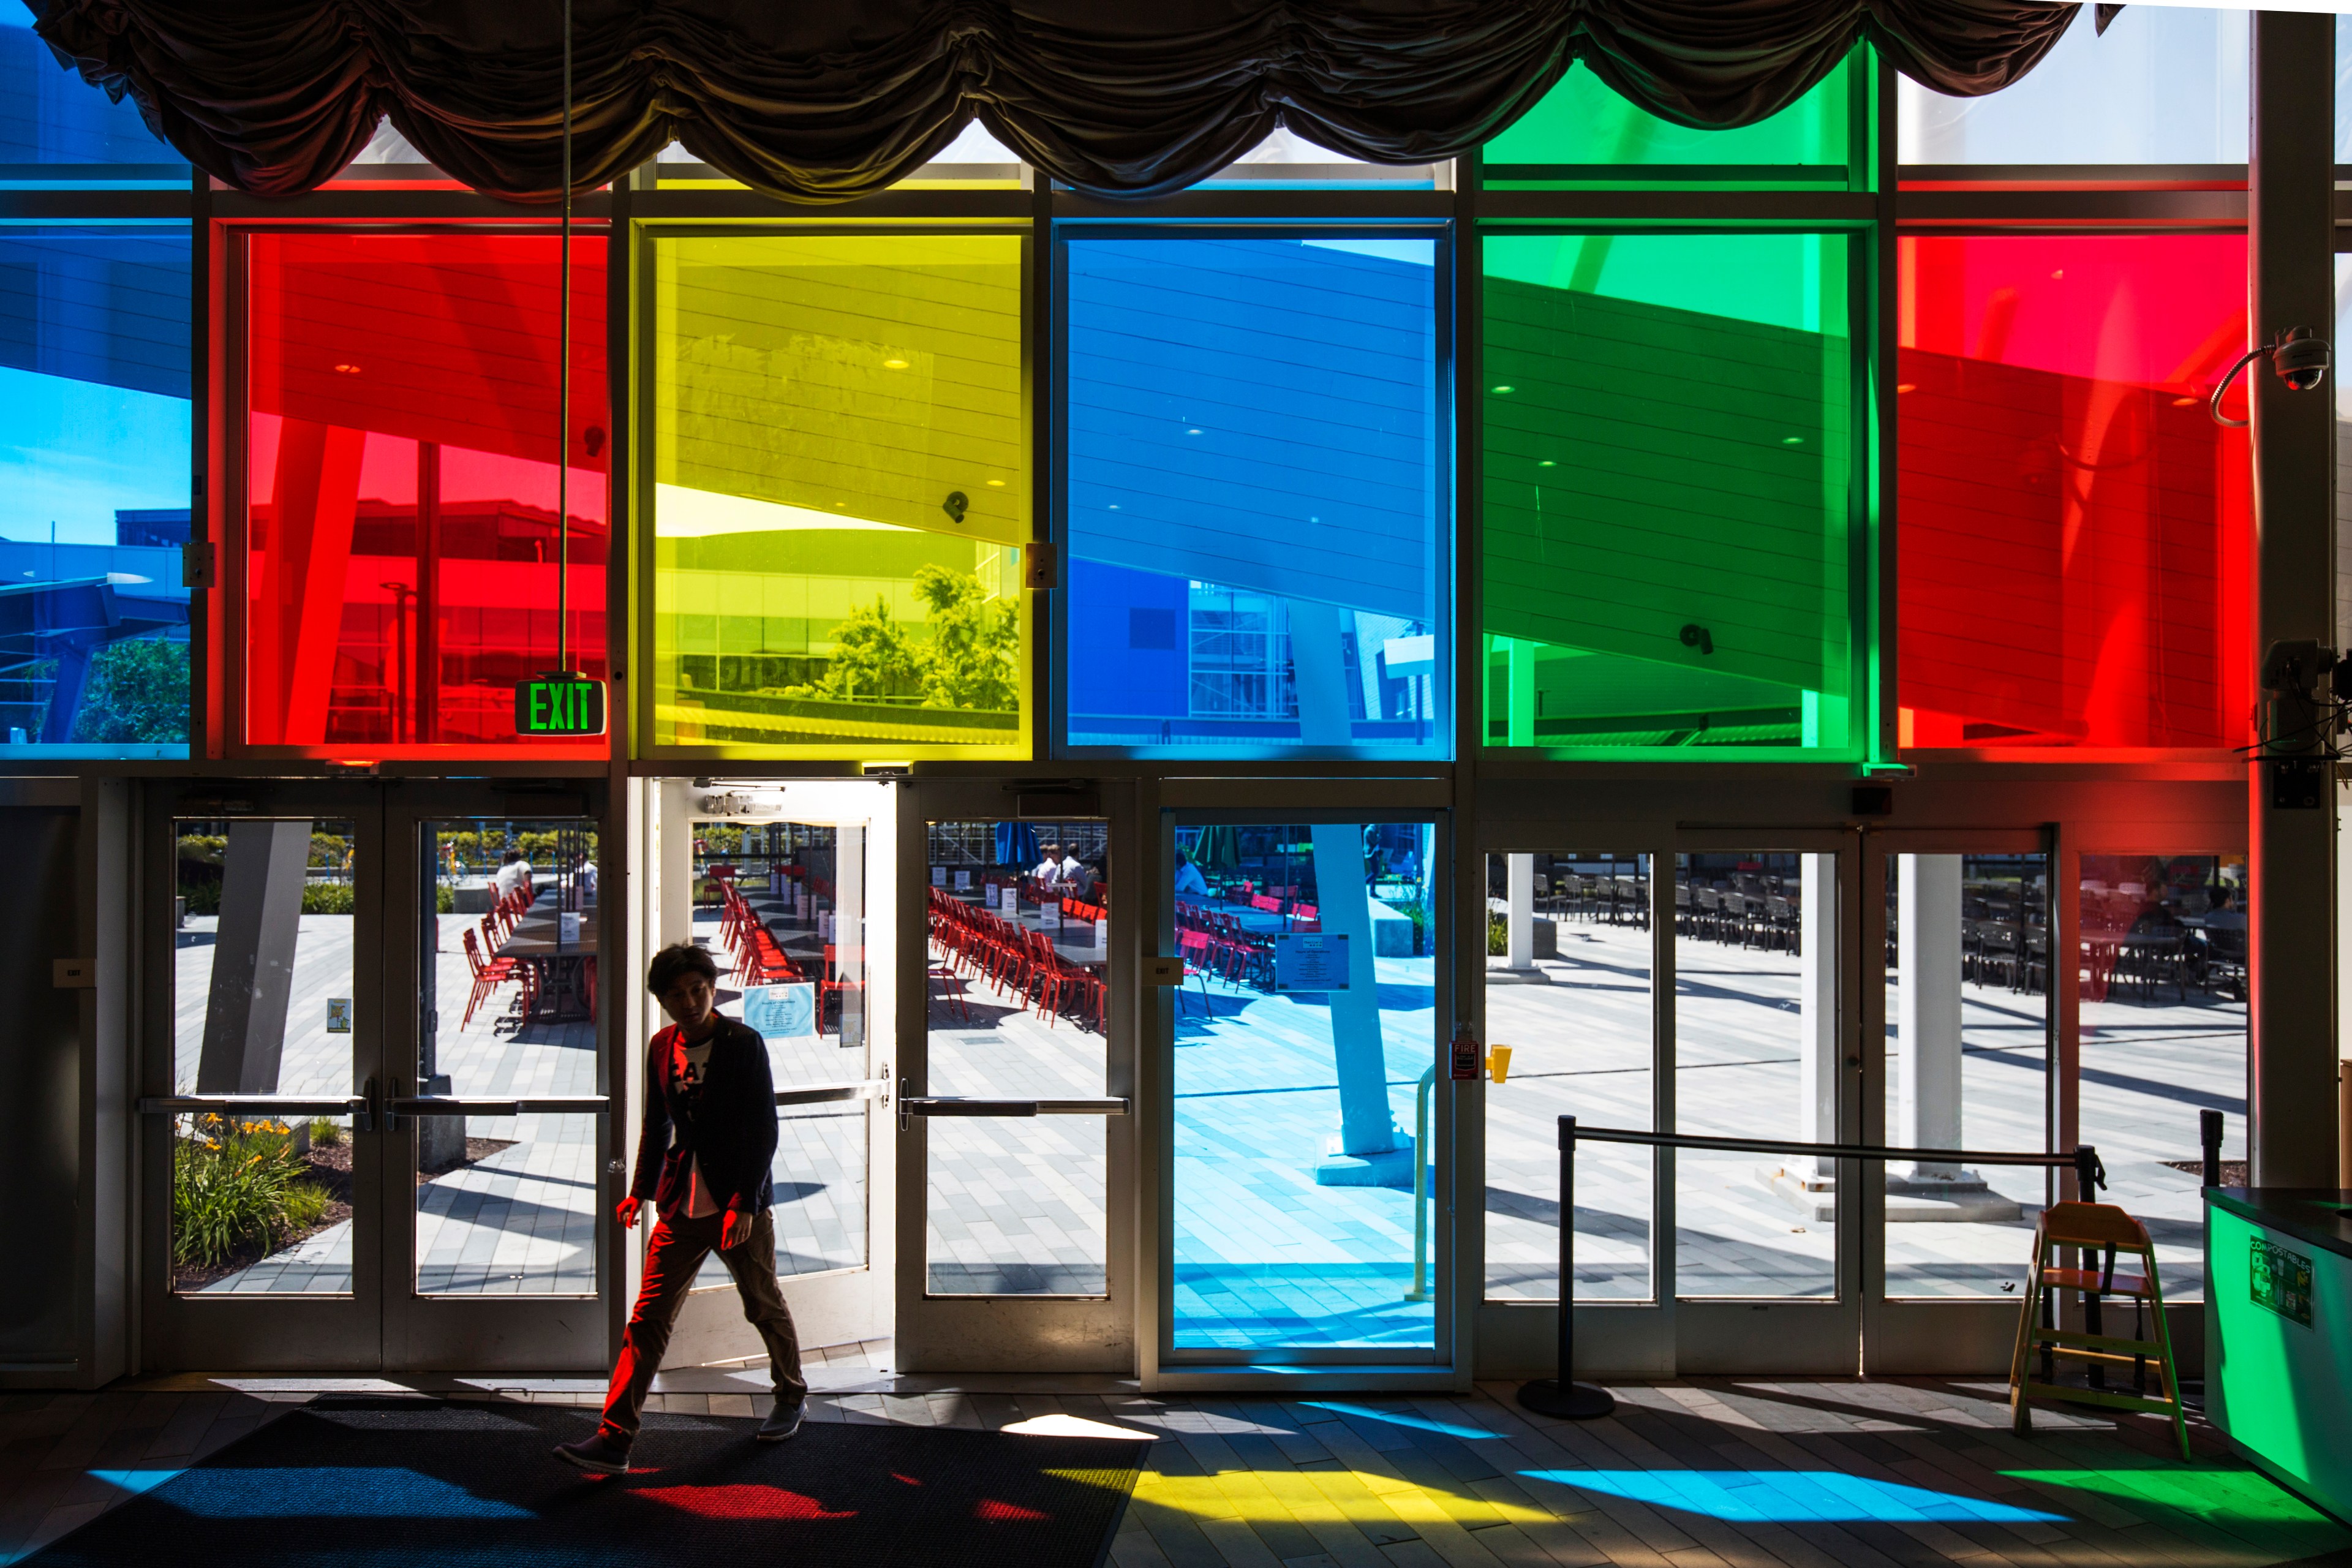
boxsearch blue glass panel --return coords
[1061,236,1448,758]
[0,21,186,176]
[0,226,192,756]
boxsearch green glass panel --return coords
[1485,55,1853,178]
[649,235,1030,756]
[1480,233,1857,752]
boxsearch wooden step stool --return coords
[2008,1200,2190,1458]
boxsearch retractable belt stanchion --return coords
[1518,1116,1615,1420]
[1518,1115,2098,1422]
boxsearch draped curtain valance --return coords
[27,0,2084,203]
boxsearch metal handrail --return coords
[388,1094,611,1116]
[1521,1115,2104,1422]
[139,1095,364,1117]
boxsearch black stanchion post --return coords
[1518,1115,1615,1420]
[2199,1110,2225,1187]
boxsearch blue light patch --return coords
[1518,1469,2067,1524]
[1302,1402,1500,1441]
[94,1467,532,1518]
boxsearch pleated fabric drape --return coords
[27,0,2084,202]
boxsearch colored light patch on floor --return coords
[2003,1467,2352,1550]
[1300,1401,1501,1440]
[93,1466,532,1517]
[1520,1469,2066,1523]
[631,1483,855,1520]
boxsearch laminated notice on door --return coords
[1274,933,1349,992]
[744,982,816,1041]
[326,998,352,1033]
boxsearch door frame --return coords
[1148,788,1459,1387]
[380,779,614,1372]
[1857,827,2052,1375]
[647,775,900,1364]
[138,778,390,1370]
[893,775,1139,1374]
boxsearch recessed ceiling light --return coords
[1491,385,1514,394]
[2171,396,2198,407]
[1895,383,1916,394]
[883,358,909,369]
[1782,436,1804,445]
[1537,460,1556,467]
[986,479,1006,487]
[1186,428,1204,435]
[334,363,361,374]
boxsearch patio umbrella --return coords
[995,820,1041,869]
[1192,824,1242,874]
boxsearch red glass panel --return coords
[1896,235,2252,750]
[243,231,607,752]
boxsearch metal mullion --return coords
[1649,834,1676,1324]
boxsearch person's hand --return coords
[615,1194,641,1229]
[720,1207,753,1250]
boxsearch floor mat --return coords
[28,1398,1144,1568]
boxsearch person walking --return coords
[555,941,806,1474]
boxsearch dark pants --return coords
[598,1207,807,1441]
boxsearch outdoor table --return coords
[499,898,598,1022]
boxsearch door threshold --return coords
[1151,1365,1461,1393]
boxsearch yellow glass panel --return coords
[650,234,1031,755]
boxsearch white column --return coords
[1898,854,1965,1181]
[1506,853,1535,970]
[1505,638,1536,746]
[1798,853,1839,1180]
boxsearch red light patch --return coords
[974,1499,1050,1521]
[891,1472,922,1487]
[635,1483,855,1520]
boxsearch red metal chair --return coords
[461,927,523,1028]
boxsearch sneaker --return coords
[757,1399,805,1442]
[553,1429,633,1474]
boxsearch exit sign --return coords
[514,674,606,737]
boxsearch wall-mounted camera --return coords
[2211,328,2333,426]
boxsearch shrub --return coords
[1488,910,1507,957]
[301,882,354,914]
[308,1117,343,1148]
[172,1116,332,1267]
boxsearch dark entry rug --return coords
[26,1398,1144,1568]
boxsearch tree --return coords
[70,638,189,744]
[813,595,925,701]
[911,564,1019,712]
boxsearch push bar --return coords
[1522,1116,2103,1423]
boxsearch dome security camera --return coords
[2210,327,2333,425]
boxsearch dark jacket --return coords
[629,1015,777,1216]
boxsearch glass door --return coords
[141,783,388,1369]
[651,779,897,1363]
[1158,810,1448,1371]
[1669,834,1861,1373]
[896,780,1131,1373]
[1862,832,2052,1373]
[380,789,613,1370]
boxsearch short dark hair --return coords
[646,941,719,996]
[502,850,521,864]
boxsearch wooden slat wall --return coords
[1482,276,1853,696]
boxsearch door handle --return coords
[897,1095,1129,1131]
[389,1094,611,1116]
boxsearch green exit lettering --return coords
[513,676,605,737]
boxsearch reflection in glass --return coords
[1484,853,1653,1302]
[1879,854,2049,1298]
[1897,235,2250,750]
[688,816,869,1287]
[1063,238,1446,757]
[651,235,1028,755]
[0,227,191,756]
[2078,854,2247,1302]
[1169,821,1438,1349]
[1483,234,1856,752]
[1900,7,2247,165]
[171,818,358,1294]
[243,232,609,751]
[1674,852,1836,1298]
[925,818,1109,1294]
[415,818,599,1295]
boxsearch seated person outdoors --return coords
[1173,851,1208,899]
